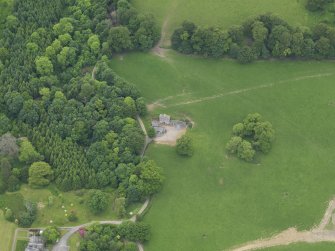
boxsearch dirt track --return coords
[231,197,335,251]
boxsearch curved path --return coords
[151,0,178,57]
[231,197,335,251]
[52,199,150,251]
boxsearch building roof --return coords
[159,114,171,123]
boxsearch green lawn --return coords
[15,240,28,251]
[69,232,81,251]
[263,242,335,250]
[0,210,16,251]
[133,0,326,46]
[110,51,335,250]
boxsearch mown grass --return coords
[68,232,81,251]
[262,242,335,250]
[133,0,326,46]
[15,240,28,251]
[0,210,16,251]
[110,51,335,250]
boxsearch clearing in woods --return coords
[110,51,335,251]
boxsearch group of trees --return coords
[79,222,150,251]
[106,0,160,53]
[0,133,51,192]
[226,113,275,161]
[0,0,162,208]
[172,13,335,63]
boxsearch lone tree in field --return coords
[28,161,53,187]
[226,113,275,162]
[176,135,194,157]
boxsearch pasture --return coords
[110,51,335,250]
[133,0,325,46]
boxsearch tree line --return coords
[171,13,335,63]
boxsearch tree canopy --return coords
[226,113,275,162]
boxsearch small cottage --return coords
[25,235,45,251]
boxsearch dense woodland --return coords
[0,0,162,217]
[172,0,335,63]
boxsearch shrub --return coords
[237,46,257,64]
[306,0,334,11]
[7,175,20,192]
[18,211,35,227]
[4,208,14,221]
[67,210,78,222]
[118,222,150,242]
[147,127,156,138]
[176,135,194,157]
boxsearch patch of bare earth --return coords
[230,197,335,251]
[154,125,186,146]
[152,17,170,58]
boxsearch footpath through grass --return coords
[110,52,335,250]
[263,242,335,250]
[133,0,324,46]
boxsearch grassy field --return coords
[133,0,326,46]
[110,51,335,250]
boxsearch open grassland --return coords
[110,51,335,250]
[133,0,325,46]
[263,242,335,250]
